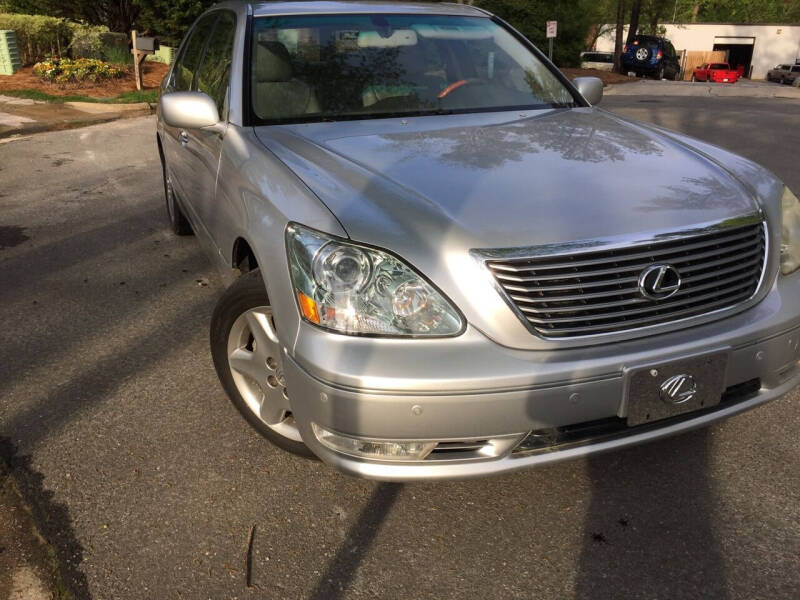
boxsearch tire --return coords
[211,269,314,457]
[793,78,800,88]
[691,74,697,82]
[161,159,193,236]
[653,66,664,80]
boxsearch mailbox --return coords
[135,36,160,53]
[130,31,160,91]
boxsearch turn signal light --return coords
[297,291,320,324]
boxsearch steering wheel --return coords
[438,78,482,99]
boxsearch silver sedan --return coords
[157,1,800,480]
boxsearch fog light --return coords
[312,424,436,461]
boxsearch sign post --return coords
[546,20,557,62]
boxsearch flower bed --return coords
[32,57,123,84]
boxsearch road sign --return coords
[546,21,557,39]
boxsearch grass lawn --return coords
[1,88,158,104]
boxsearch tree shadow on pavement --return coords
[309,483,403,600]
[0,437,90,600]
[574,428,728,600]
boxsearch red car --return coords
[692,62,739,83]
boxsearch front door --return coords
[184,11,237,253]
[161,13,219,233]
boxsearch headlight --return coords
[286,224,464,336]
[781,186,800,275]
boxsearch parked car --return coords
[691,62,739,83]
[621,34,681,79]
[580,51,614,71]
[157,1,800,481]
[767,64,793,83]
[783,64,800,86]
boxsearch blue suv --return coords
[622,35,681,80]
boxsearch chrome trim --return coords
[639,264,682,300]
[471,213,769,343]
[475,213,764,261]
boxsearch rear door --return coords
[162,13,218,225]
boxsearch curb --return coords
[0,108,153,140]
[63,101,153,114]
[604,81,800,99]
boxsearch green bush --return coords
[33,56,123,83]
[0,12,72,64]
[0,13,129,66]
[68,22,108,58]
[100,32,131,64]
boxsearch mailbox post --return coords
[131,30,159,91]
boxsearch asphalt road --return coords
[1,96,799,600]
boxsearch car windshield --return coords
[249,13,577,124]
[710,63,729,70]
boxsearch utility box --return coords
[0,30,22,76]
[147,45,176,66]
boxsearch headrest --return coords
[255,41,292,83]
[357,29,418,48]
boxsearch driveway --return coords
[1,96,799,599]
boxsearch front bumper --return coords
[283,276,800,481]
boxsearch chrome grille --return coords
[486,222,766,338]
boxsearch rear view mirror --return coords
[572,76,603,105]
[160,92,222,130]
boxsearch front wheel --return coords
[210,269,313,457]
[691,74,697,82]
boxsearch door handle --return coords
[179,130,190,145]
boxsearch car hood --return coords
[255,108,759,252]
[254,107,771,349]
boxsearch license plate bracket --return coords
[626,353,728,427]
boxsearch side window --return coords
[195,11,237,116]
[174,15,218,92]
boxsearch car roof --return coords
[249,1,489,17]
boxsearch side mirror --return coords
[572,76,604,106]
[160,91,222,131]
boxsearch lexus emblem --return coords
[660,374,697,405]
[639,264,681,300]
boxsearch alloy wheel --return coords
[226,306,302,442]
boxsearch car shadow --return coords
[574,427,729,599]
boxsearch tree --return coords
[643,0,670,34]
[673,0,800,23]
[614,0,626,72]
[2,0,140,32]
[474,0,600,67]
[626,0,643,44]
[134,0,216,44]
